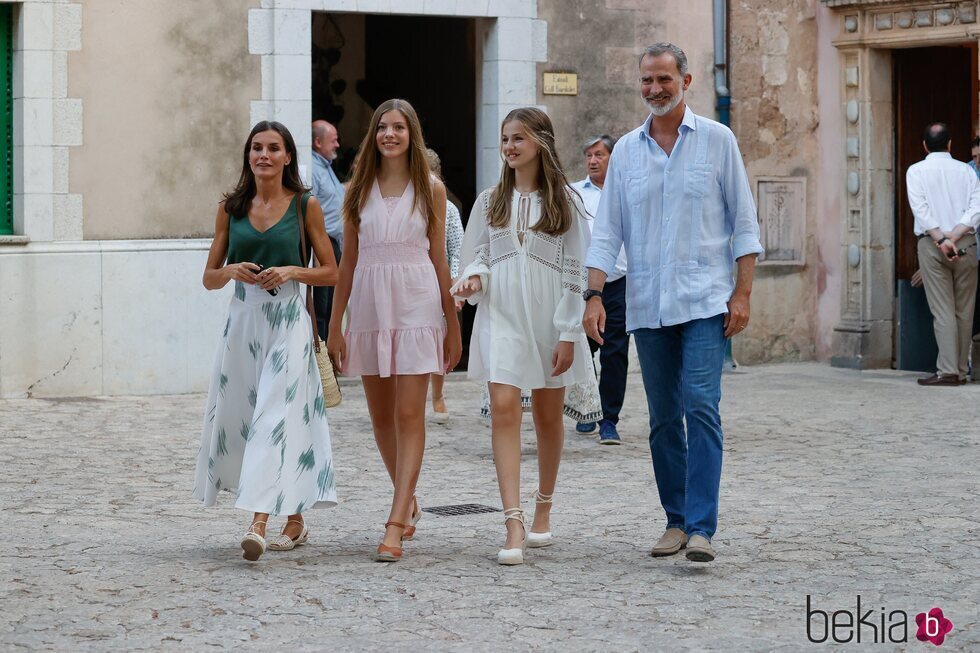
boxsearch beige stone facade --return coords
[8,0,976,395]
[536,0,715,176]
[70,0,261,240]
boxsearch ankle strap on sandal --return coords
[534,490,554,504]
[502,508,525,523]
[385,521,407,529]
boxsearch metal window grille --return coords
[0,4,12,235]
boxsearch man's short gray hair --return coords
[583,135,616,154]
[639,42,688,76]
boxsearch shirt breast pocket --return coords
[626,171,648,207]
[684,163,715,199]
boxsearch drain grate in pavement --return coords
[422,504,500,517]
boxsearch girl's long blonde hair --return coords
[488,107,577,236]
[343,99,437,235]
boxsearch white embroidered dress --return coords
[456,188,594,390]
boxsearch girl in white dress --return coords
[454,108,592,565]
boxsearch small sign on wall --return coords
[756,176,806,266]
[543,72,578,95]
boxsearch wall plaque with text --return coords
[543,72,578,95]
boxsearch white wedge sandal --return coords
[240,520,268,562]
[268,519,309,551]
[527,490,554,548]
[497,508,528,566]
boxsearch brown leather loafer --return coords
[650,527,688,557]
[917,374,961,386]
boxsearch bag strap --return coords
[295,193,322,353]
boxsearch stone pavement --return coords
[1,363,978,651]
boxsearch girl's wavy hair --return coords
[343,99,436,235]
[487,107,580,236]
[223,121,308,218]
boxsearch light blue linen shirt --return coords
[584,107,763,331]
[311,151,345,248]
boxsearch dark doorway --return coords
[361,15,477,214]
[893,45,978,371]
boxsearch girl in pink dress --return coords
[327,99,462,561]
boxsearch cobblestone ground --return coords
[1,363,978,651]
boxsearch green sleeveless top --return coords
[226,193,310,268]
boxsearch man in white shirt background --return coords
[571,135,629,445]
[906,122,980,385]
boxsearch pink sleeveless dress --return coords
[344,180,446,377]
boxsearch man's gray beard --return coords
[646,91,683,117]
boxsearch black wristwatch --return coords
[937,236,949,245]
[583,289,603,302]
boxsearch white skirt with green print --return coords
[193,280,337,515]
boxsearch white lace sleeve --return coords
[554,192,590,341]
[451,190,491,304]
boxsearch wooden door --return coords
[894,45,979,370]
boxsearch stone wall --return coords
[536,0,715,182]
[69,0,260,240]
[730,0,822,362]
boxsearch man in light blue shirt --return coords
[571,134,630,444]
[583,43,763,563]
[311,120,345,340]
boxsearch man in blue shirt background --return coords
[571,135,629,445]
[584,42,763,563]
[311,120,345,340]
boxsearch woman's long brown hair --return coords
[487,107,578,236]
[343,99,436,235]
[223,121,308,218]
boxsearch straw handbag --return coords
[296,193,342,408]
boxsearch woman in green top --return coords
[194,121,339,562]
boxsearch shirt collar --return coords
[925,152,952,161]
[312,151,333,167]
[579,177,602,190]
[639,104,697,142]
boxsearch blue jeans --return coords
[633,314,726,540]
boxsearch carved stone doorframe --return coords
[822,0,980,369]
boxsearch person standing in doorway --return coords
[327,99,462,562]
[584,43,763,563]
[907,122,980,386]
[570,135,629,445]
[311,120,345,341]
